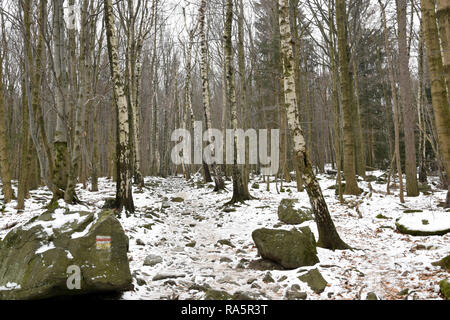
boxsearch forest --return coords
[0,0,448,301]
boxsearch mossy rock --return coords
[366,175,377,182]
[432,255,450,270]
[418,184,432,192]
[277,199,314,225]
[395,222,450,236]
[252,227,319,269]
[0,210,132,300]
[171,197,184,203]
[439,279,450,300]
[376,214,389,219]
[251,183,260,189]
[298,268,327,294]
[204,289,233,300]
[403,209,423,213]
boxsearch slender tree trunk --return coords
[397,0,419,196]
[0,46,13,203]
[104,0,135,213]
[279,0,349,250]
[17,75,30,210]
[329,1,344,203]
[379,0,405,203]
[224,0,251,204]
[335,0,360,195]
[237,0,252,195]
[352,56,366,179]
[199,0,224,191]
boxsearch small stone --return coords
[220,257,233,263]
[285,289,307,300]
[143,254,163,267]
[251,283,261,289]
[136,239,145,246]
[217,239,235,248]
[152,273,186,281]
[247,278,257,284]
[136,278,147,286]
[263,272,275,283]
[164,280,177,286]
[186,241,196,248]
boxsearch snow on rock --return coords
[396,211,450,236]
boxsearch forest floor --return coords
[0,170,449,300]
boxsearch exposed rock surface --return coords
[252,227,319,269]
[0,209,132,300]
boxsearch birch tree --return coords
[279,0,349,250]
[104,0,135,212]
[224,0,252,203]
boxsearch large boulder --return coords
[251,227,319,269]
[0,209,132,300]
[277,199,314,225]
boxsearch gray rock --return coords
[152,273,186,281]
[263,272,275,283]
[185,241,196,248]
[217,239,235,248]
[251,283,261,289]
[252,227,319,269]
[0,210,132,300]
[136,278,147,286]
[136,238,145,246]
[298,269,327,294]
[285,289,307,300]
[143,254,163,267]
[277,199,314,225]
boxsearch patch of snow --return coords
[397,211,450,232]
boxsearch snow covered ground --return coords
[0,170,449,300]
